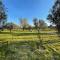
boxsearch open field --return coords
[0,29,60,60]
[0,29,59,42]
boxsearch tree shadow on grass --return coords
[0,32,11,34]
[0,39,6,42]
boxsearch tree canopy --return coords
[47,0,60,32]
[0,0,7,27]
[33,18,47,29]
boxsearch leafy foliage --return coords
[0,0,7,26]
[33,18,47,29]
[47,0,60,32]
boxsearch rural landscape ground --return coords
[0,29,60,60]
[0,29,59,41]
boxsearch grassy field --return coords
[0,29,60,60]
[0,40,60,60]
[0,29,59,42]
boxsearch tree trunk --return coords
[56,24,60,33]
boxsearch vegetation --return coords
[0,29,58,41]
[0,0,7,27]
[47,0,60,33]
[0,40,60,60]
[0,0,60,60]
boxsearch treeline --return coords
[0,0,60,32]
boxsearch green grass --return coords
[0,29,59,42]
[0,29,60,60]
[0,41,60,60]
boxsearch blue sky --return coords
[3,0,54,25]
